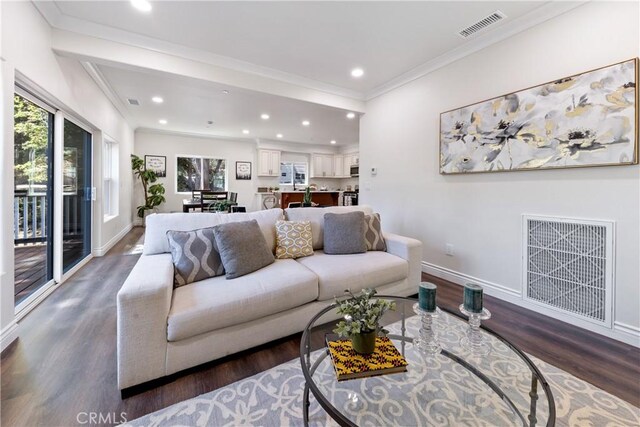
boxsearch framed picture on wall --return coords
[145,155,166,177]
[439,58,638,174]
[235,161,252,180]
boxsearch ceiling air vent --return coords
[127,98,140,106]
[458,11,506,38]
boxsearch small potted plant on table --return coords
[333,288,395,354]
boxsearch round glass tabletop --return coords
[300,296,555,426]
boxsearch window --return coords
[279,162,307,186]
[103,138,119,219]
[177,156,226,192]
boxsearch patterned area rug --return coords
[125,315,639,427]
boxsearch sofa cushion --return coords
[213,220,275,279]
[166,227,224,287]
[323,212,367,255]
[144,209,283,255]
[275,220,314,259]
[364,213,387,251]
[296,250,409,301]
[284,206,374,250]
[167,259,319,341]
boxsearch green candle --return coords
[419,282,437,312]
[463,283,483,313]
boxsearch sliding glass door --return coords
[13,94,54,305]
[13,89,94,308]
[62,119,92,273]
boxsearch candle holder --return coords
[459,305,492,356]
[413,304,442,355]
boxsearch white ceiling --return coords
[34,1,584,143]
[96,64,360,145]
[48,1,557,95]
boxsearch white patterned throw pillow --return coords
[364,213,386,251]
[275,220,314,259]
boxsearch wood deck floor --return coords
[14,244,48,305]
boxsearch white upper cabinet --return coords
[257,149,281,177]
[333,155,344,177]
[311,153,334,178]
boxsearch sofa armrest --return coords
[384,232,423,294]
[117,253,174,389]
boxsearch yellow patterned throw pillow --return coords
[275,220,314,259]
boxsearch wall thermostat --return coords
[370,167,377,176]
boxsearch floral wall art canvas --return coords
[439,59,638,174]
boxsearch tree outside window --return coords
[177,156,226,192]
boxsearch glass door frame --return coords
[14,86,57,314]
[54,113,94,284]
[14,85,95,315]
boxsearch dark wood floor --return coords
[1,227,638,427]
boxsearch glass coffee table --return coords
[300,296,555,426]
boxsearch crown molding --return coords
[35,1,588,106]
[80,62,137,128]
[365,1,588,100]
[32,1,365,102]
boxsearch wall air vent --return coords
[458,11,506,38]
[127,98,140,106]
[523,215,614,327]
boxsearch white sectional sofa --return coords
[117,206,422,391]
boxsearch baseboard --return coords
[15,279,61,322]
[1,321,19,353]
[133,218,143,227]
[421,261,640,348]
[94,223,133,256]
[421,261,522,299]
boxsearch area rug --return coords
[125,314,639,427]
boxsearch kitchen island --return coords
[278,191,340,207]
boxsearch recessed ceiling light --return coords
[330,140,337,145]
[346,112,356,119]
[151,96,163,103]
[276,133,283,138]
[131,0,152,12]
[261,114,270,120]
[302,120,310,126]
[221,90,229,95]
[242,129,250,134]
[158,119,167,125]
[351,68,364,78]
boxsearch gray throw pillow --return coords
[166,227,225,287]
[323,211,367,255]
[213,219,275,279]
[364,213,387,251]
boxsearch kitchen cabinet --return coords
[258,149,281,177]
[333,155,344,177]
[311,152,359,178]
[343,152,359,177]
[311,153,334,178]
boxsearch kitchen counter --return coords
[277,191,340,207]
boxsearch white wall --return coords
[0,1,134,343]
[135,131,260,212]
[360,2,640,344]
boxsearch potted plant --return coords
[302,187,312,207]
[333,288,395,354]
[131,154,166,222]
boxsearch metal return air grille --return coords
[523,216,613,326]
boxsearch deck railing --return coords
[14,194,82,244]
